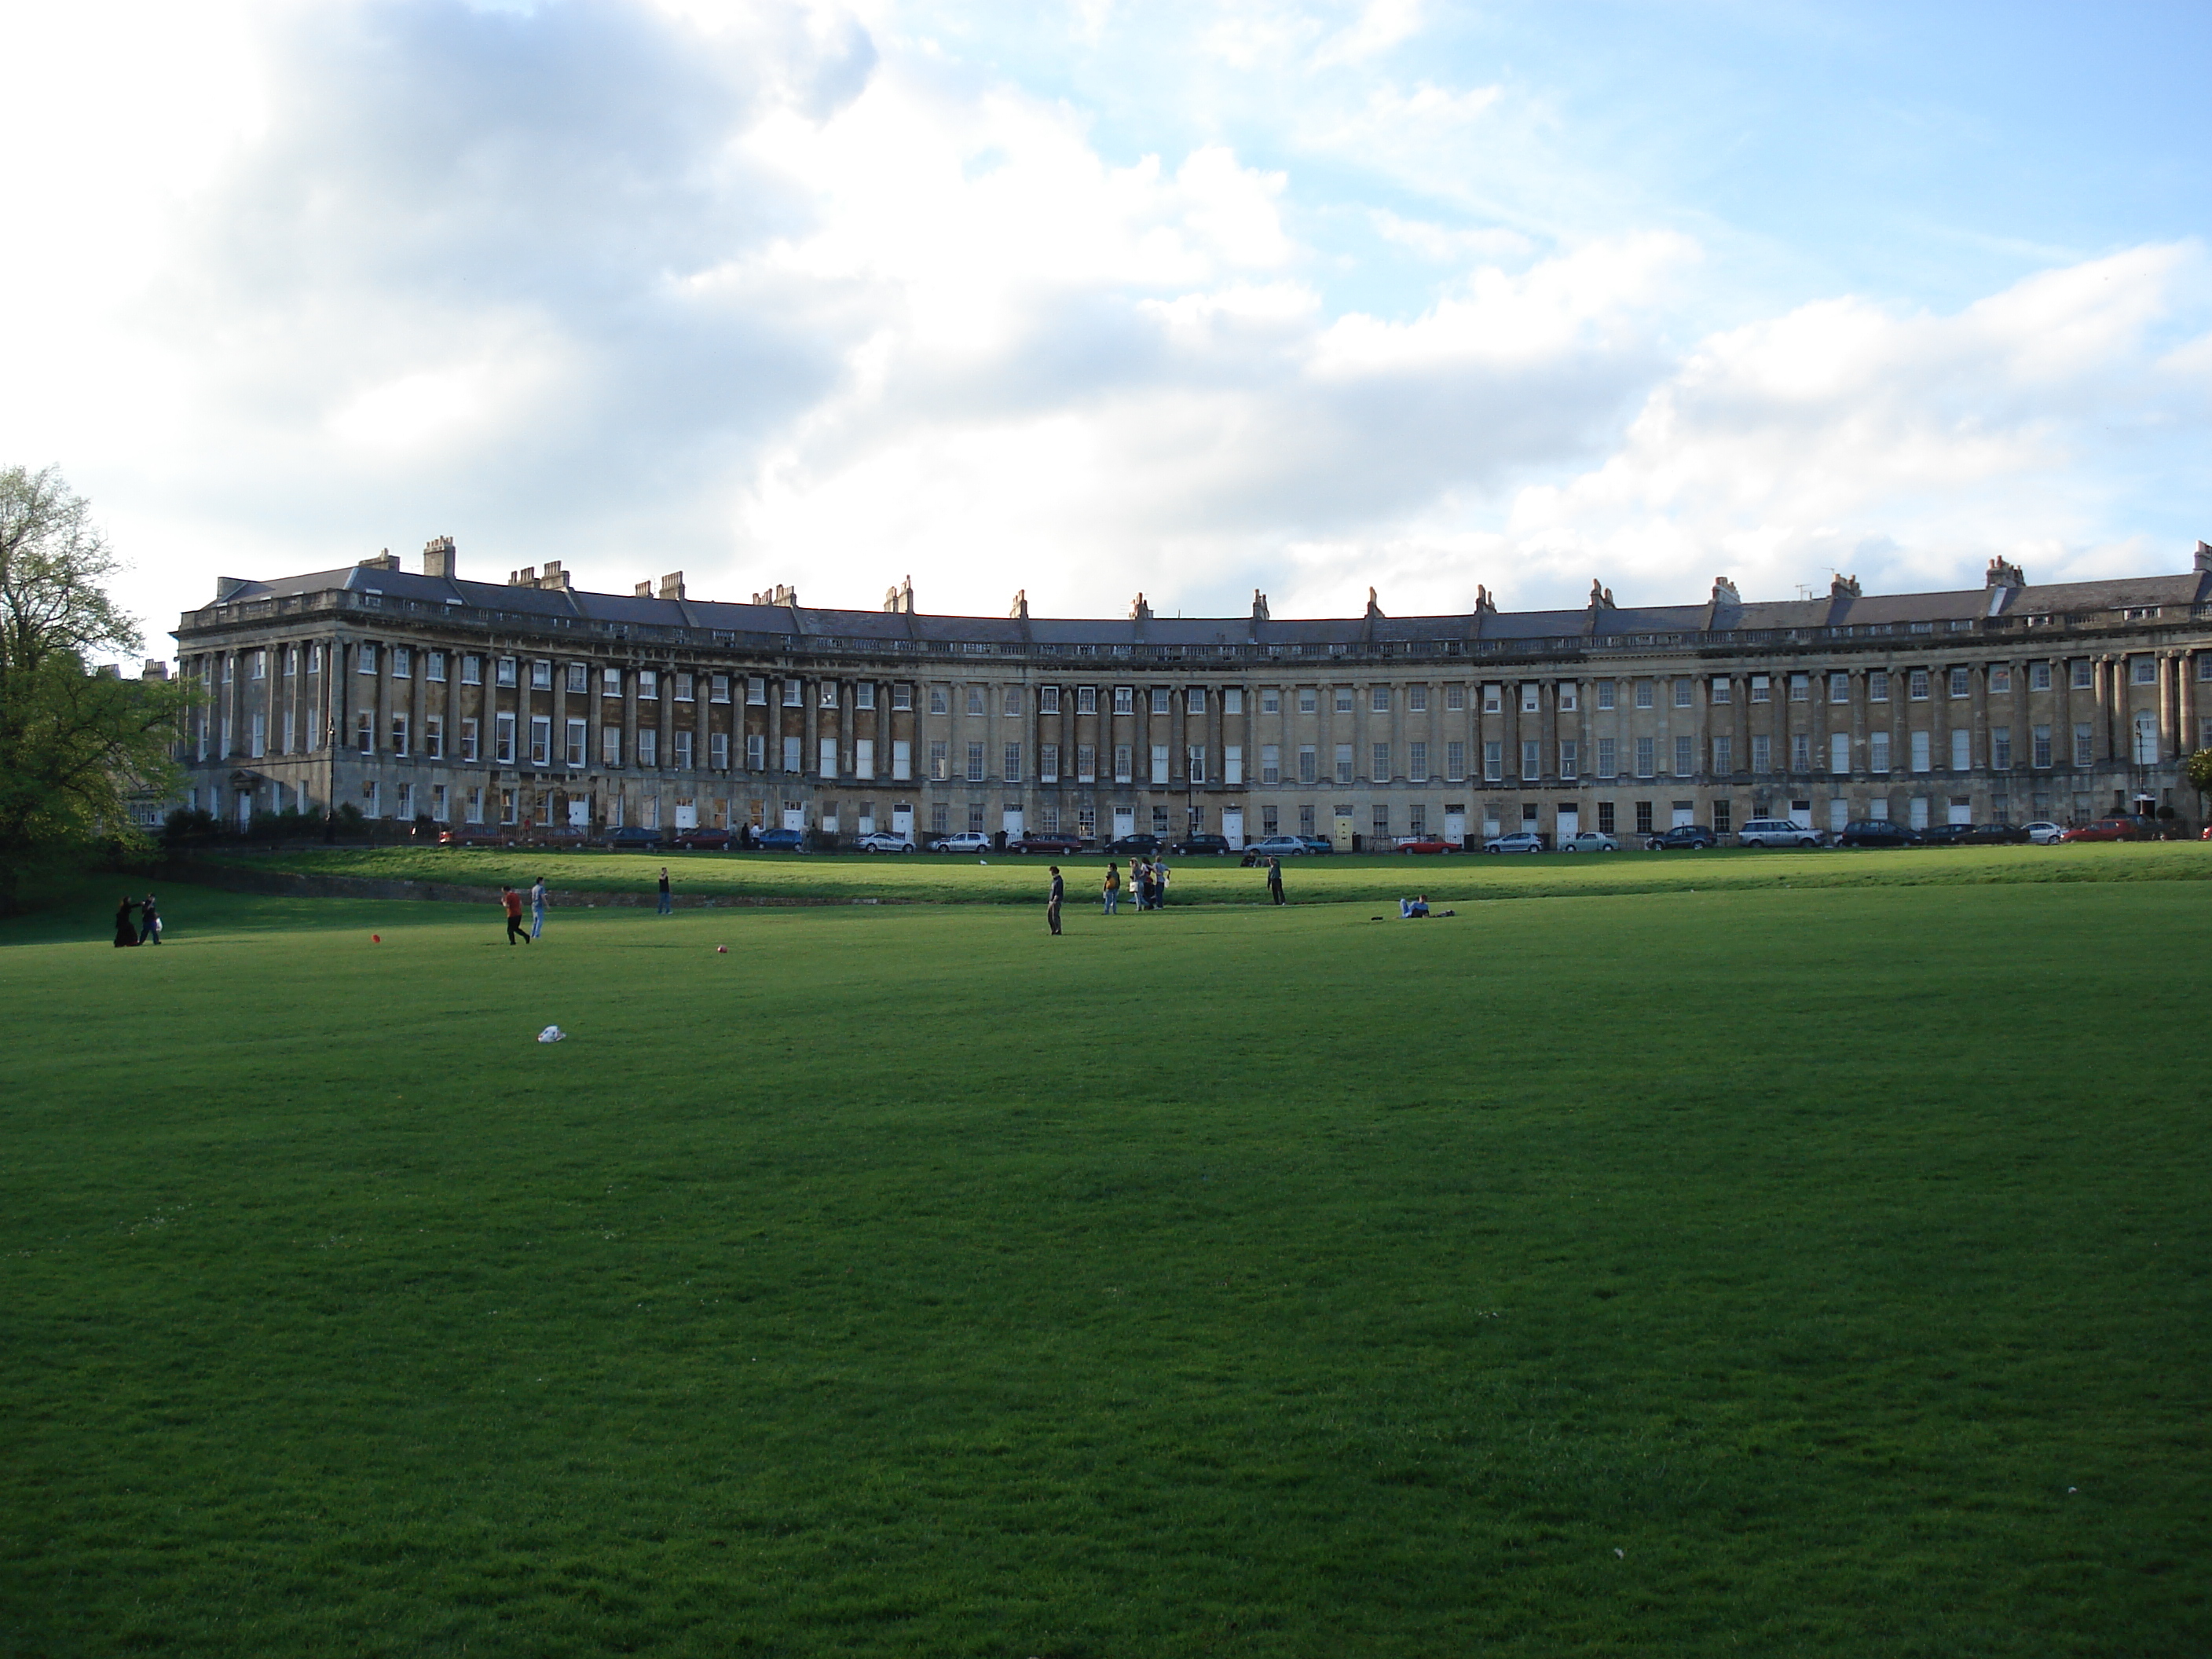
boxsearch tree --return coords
[2187,749,2212,825]
[0,465,192,911]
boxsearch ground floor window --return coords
[1597,800,1615,833]
[1634,800,1653,834]
[1040,807,1058,833]
[1372,805,1390,838]
[500,788,518,824]
[967,802,985,833]
[1408,804,1425,835]
[1262,805,1279,834]
[932,802,949,833]
[1077,808,1096,837]
[1152,805,1170,836]
[1298,804,1315,835]
[1712,799,1731,833]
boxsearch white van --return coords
[1737,818,1825,848]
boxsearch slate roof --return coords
[190,555,2212,648]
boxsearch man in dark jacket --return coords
[1046,866,1064,935]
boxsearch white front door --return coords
[782,804,806,831]
[568,797,591,827]
[675,800,698,830]
[1221,808,1244,848]
[1002,808,1024,839]
[1556,805,1579,839]
[1672,803,1696,827]
[1948,798,1972,826]
[1113,808,1135,839]
[891,804,914,839]
[1444,811,1467,847]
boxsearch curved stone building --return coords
[173,537,2212,844]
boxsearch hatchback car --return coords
[2060,817,2147,843]
[600,825,668,850]
[1735,818,1823,848]
[1243,835,1309,859]
[854,830,915,853]
[1482,830,1548,854]
[1646,825,1717,851]
[749,826,807,851]
[1297,836,1337,855]
[1170,833,1233,856]
[1104,833,1163,855]
[1393,835,1456,854]
[1835,820,1920,848]
[668,827,734,851]
[2023,821,2064,844]
[933,830,993,854]
[1557,830,1620,853]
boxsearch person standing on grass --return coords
[656,866,672,915]
[138,893,161,944]
[1267,855,1284,906]
[1102,861,1121,915]
[113,896,141,947]
[1155,856,1172,906]
[1047,865,1064,935]
[501,884,530,945]
[529,876,547,939]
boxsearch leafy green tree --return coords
[2187,749,2212,825]
[0,465,191,911]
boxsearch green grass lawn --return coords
[207,836,2212,907]
[3,873,2207,1655]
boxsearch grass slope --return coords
[209,837,2212,907]
[3,880,2207,1655]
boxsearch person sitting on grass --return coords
[1399,895,1430,918]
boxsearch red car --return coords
[670,827,735,850]
[2060,817,2148,843]
[1394,835,1456,854]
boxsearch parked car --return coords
[1920,823,1976,847]
[1393,835,1456,854]
[438,827,515,848]
[1735,818,1824,848]
[600,825,668,850]
[933,830,993,854]
[668,827,734,850]
[1009,832,1086,855]
[1835,820,1921,848]
[855,830,916,853]
[2061,816,2148,843]
[1558,830,1620,853]
[1242,835,1310,860]
[2024,821,2065,844]
[1960,822,2031,844]
[1297,836,1336,855]
[1646,825,1717,851]
[1104,833,1162,855]
[750,826,806,851]
[1170,833,1234,856]
[1483,830,1549,854]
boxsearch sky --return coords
[3,0,2208,659]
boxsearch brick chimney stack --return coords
[422,535,456,578]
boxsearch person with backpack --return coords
[1101,862,1121,915]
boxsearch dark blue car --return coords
[750,827,806,851]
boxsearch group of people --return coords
[1099,857,1175,915]
[112,894,160,947]
[499,877,548,944]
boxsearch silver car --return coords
[855,830,914,853]
[1483,830,1549,854]
[1558,830,1620,852]
[1736,818,1825,848]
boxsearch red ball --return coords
[716,945,728,954]
[371,934,381,943]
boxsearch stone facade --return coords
[172,540,2212,844]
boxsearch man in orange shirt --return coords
[501,885,530,945]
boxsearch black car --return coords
[600,825,668,850]
[1170,833,1232,856]
[1836,819,1921,848]
[1008,832,1087,855]
[1964,822,2031,844]
[1105,833,1162,855]
[1646,825,1717,851]
[1920,823,1976,847]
